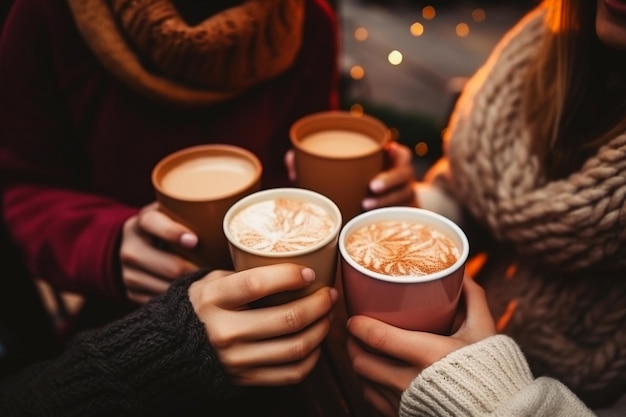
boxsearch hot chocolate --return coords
[344,220,460,276]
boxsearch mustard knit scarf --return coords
[67,0,305,105]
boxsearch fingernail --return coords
[329,287,338,303]
[301,267,316,283]
[369,179,385,193]
[362,198,376,210]
[180,233,198,248]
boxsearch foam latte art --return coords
[345,220,460,276]
[229,198,334,253]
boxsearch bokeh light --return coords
[422,6,436,20]
[354,27,368,41]
[410,22,424,37]
[349,65,365,80]
[455,23,470,37]
[387,50,403,65]
[350,104,364,116]
[472,9,486,23]
[415,141,429,157]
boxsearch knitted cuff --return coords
[67,270,236,410]
[399,335,534,417]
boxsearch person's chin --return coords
[597,0,626,50]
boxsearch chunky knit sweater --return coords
[417,5,626,409]
[400,335,595,417]
[0,273,237,416]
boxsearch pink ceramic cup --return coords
[339,207,469,333]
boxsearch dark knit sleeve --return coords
[0,271,238,417]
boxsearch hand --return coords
[346,278,495,417]
[120,202,200,304]
[284,142,416,209]
[189,264,338,386]
[362,141,416,210]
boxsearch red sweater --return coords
[0,0,339,301]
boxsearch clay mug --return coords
[152,144,262,269]
[290,110,391,224]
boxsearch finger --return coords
[347,315,461,368]
[371,143,415,190]
[218,315,330,370]
[123,266,172,295]
[230,347,321,386]
[121,240,198,281]
[346,337,417,392]
[208,287,336,345]
[126,291,153,305]
[284,149,296,183]
[208,263,319,308]
[362,381,398,417]
[455,278,496,337]
[362,184,415,210]
[386,141,413,170]
[138,205,198,248]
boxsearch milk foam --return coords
[161,156,254,199]
[300,130,380,158]
[345,220,459,276]
[229,198,335,253]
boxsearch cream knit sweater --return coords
[399,335,594,417]
[415,4,626,406]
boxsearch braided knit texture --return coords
[439,6,626,407]
[446,8,626,271]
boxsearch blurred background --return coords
[335,0,536,177]
[0,0,539,325]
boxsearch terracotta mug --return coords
[152,144,262,269]
[290,110,391,225]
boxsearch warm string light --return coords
[354,27,368,41]
[414,142,429,157]
[350,104,364,116]
[344,4,490,158]
[350,65,365,80]
[410,22,424,37]
[456,23,470,37]
[387,50,403,66]
[422,5,436,20]
[472,8,486,23]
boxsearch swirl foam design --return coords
[229,198,335,253]
[345,220,459,276]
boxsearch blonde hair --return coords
[523,0,626,178]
